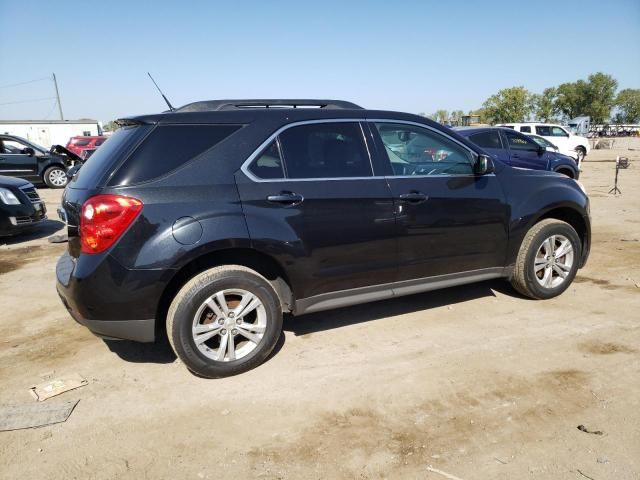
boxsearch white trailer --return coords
[0,120,102,149]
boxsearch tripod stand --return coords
[608,156,629,195]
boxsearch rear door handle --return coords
[399,191,428,203]
[266,191,304,206]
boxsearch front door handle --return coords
[399,191,428,203]
[266,191,304,206]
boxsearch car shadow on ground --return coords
[0,219,65,246]
[100,280,521,366]
[283,279,522,336]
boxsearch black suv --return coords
[56,99,591,378]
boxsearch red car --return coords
[65,136,107,156]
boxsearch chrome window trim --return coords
[240,118,493,182]
[0,169,33,172]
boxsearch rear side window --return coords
[469,131,502,150]
[520,126,531,133]
[109,124,241,185]
[536,126,551,136]
[248,141,285,179]
[71,125,152,188]
[278,122,371,179]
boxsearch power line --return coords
[0,97,57,107]
[0,77,51,90]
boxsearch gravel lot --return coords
[1,139,639,479]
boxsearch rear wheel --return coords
[43,166,68,188]
[167,265,282,378]
[511,219,581,299]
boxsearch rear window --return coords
[72,139,91,146]
[70,126,151,189]
[108,124,241,186]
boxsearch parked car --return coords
[496,122,590,165]
[65,136,108,156]
[0,175,47,237]
[0,134,81,188]
[56,99,591,378]
[456,127,580,179]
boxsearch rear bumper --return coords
[56,251,169,342]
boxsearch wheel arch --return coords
[157,247,294,329]
[553,167,575,178]
[537,206,588,264]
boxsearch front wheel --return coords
[167,265,283,378]
[510,219,581,299]
[43,166,68,188]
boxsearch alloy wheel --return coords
[533,234,574,289]
[192,289,267,362]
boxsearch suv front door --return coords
[0,137,38,179]
[236,120,398,302]
[369,121,509,283]
[502,129,547,170]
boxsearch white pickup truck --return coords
[496,122,590,166]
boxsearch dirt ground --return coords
[1,139,639,480]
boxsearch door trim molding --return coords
[294,266,510,315]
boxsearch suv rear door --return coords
[368,121,509,282]
[236,120,397,301]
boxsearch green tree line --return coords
[425,73,640,125]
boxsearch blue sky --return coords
[0,0,638,122]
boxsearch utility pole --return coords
[52,73,64,120]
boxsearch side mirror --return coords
[23,147,35,156]
[538,145,546,155]
[474,154,494,175]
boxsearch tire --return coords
[554,168,574,178]
[43,166,68,188]
[511,219,581,300]
[167,265,283,378]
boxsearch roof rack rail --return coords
[174,99,363,112]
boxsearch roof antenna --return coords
[147,72,175,112]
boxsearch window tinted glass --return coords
[95,138,106,146]
[376,123,474,176]
[109,124,241,185]
[73,139,91,146]
[505,130,539,151]
[248,141,285,179]
[520,126,531,133]
[536,126,551,136]
[279,122,371,179]
[72,125,152,188]
[469,131,501,150]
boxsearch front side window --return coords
[520,126,531,133]
[551,126,568,137]
[375,123,474,176]
[0,138,31,154]
[469,131,502,150]
[505,130,539,151]
[278,122,371,179]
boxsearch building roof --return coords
[0,119,98,124]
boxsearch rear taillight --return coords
[80,194,143,254]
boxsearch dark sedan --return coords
[0,175,47,237]
[455,127,580,179]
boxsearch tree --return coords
[102,120,119,132]
[555,72,618,123]
[450,110,464,125]
[614,88,640,123]
[482,86,534,123]
[533,87,559,122]
[432,110,449,123]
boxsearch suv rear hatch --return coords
[62,124,152,258]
